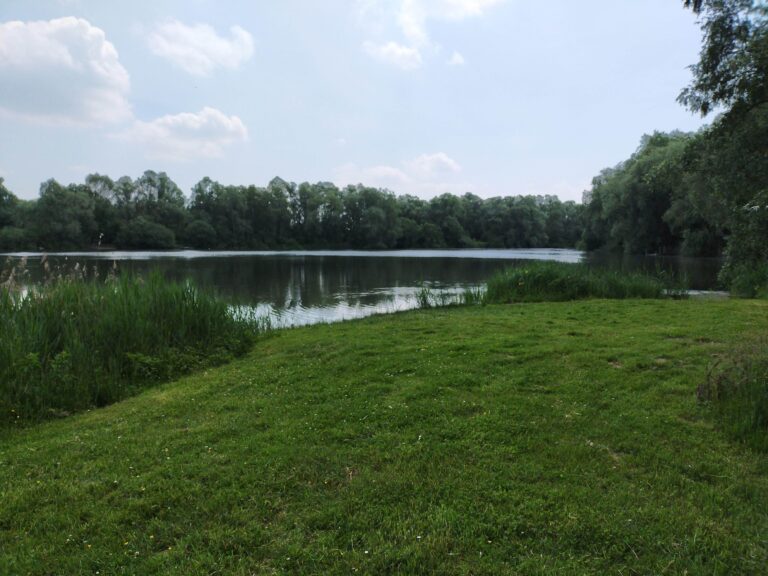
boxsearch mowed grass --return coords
[1,300,767,575]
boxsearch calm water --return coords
[0,249,722,328]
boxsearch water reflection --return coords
[584,252,723,291]
[0,249,722,328]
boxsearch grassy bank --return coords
[0,273,265,424]
[1,299,767,574]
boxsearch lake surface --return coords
[0,249,722,328]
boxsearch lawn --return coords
[1,299,767,575]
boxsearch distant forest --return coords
[0,174,584,251]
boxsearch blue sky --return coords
[0,0,708,201]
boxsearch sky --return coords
[0,0,709,202]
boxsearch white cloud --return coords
[336,163,412,190]
[447,50,465,66]
[361,0,504,68]
[336,152,466,197]
[0,17,131,125]
[147,20,253,76]
[406,152,462,178]
[363,41,423,70]
[398,0,429,47]
[439,0,506,19]
[115,107,248,161]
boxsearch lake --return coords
[0,249,722,328]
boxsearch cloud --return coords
[336,163,412,190]
[398,0,504,46]
[147,20,254,76]
[336,152,466,197]
[447,50,465,66]
[363,40,423,70]
[115,107,248,161]
[406,152,462,178]
[439,0,506,19]
[361,0,504,68]
[0,17,131,125]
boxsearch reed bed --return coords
[0,259,266,425]
[484,261,673,303]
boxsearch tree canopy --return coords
[680,0,768,115]
[0,174,584,252]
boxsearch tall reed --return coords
[0,268,266,425]
[484,262,672,303]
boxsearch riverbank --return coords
[2,299,767,574]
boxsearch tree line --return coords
[0,173,583,252]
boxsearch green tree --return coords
[33,180,97,250]
[0,178,31,250]
[680,0,767,115]
[681,0,768,291]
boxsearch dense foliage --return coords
[0,174,583,252]
[578,1,768,294]
[0,268,265,424]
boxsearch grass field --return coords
[1,299,767,575]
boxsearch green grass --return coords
[1,299,767,574]
[485,262,673,303]
[0,273,265,424]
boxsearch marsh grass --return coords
[699,337,768,452]
[0,260,265,425]
[484,261,674,303]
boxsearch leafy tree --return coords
[680,0,767,115]
[681,0,768,291]
[185,219,218,249]
[0,178,16,228]
[33,180,97,250]
[116,217,176,250]
[0,178,31,250]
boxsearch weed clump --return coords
[698,338,768,452]
[484,262,672,303]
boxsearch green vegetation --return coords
[580,1,768,294]
[699,336,768,452]
[0,174,582,252]
[0,269,264,425]
[484,262,668,303]
[1,300,767,574]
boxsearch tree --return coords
[33,180,97,250]
[680,0,767,116]
[578,132,725,256]
[681,0,768,292]
[0,178,31,250]
[116,217,176,250]
[0,178,17,228]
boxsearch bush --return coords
[723,262,768,298]
[117,217,176,249]
[484,262,671,303]
[0,271,267,425]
